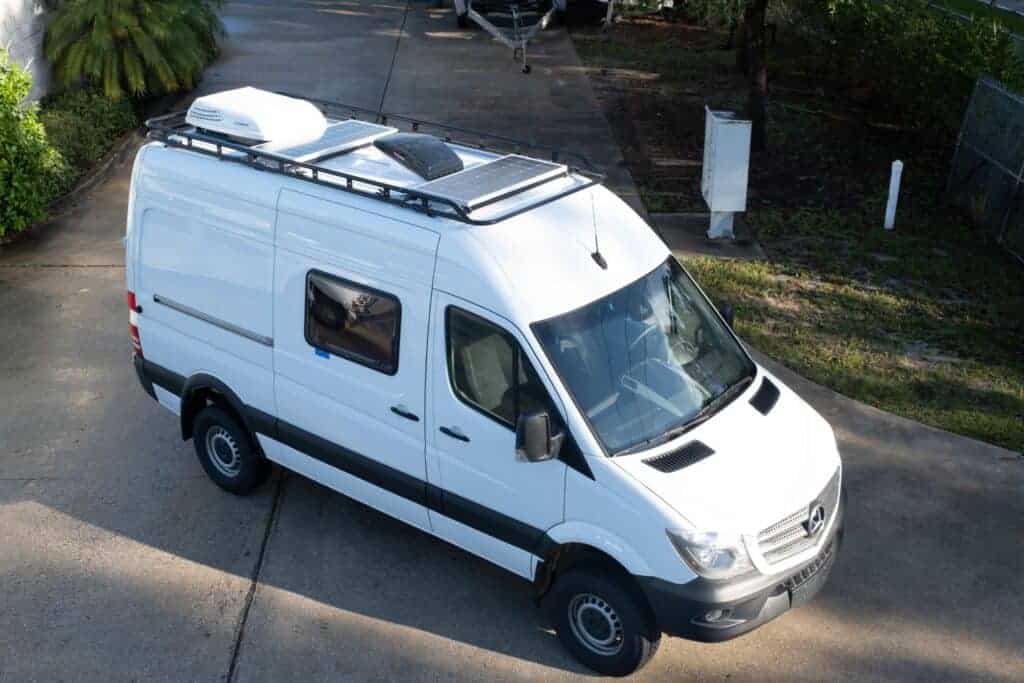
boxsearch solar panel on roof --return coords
[416,155,567,210]
[256,120,397,162]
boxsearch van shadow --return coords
[238,472,592,676]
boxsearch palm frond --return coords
[44,0,223,98]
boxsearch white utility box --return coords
[701,106,751,239]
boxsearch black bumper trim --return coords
[639,490,845,642]
[136,355,185,398]
[134,353,157,401]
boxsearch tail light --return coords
[127,291,143,357]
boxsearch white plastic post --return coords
[603,0,615,27]
[708,211,735,240]
[884,160,903,230]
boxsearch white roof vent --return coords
[186,87,326,143]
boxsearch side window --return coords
[446,307,554,428]
[305,271,400,374]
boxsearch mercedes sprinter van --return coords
[127,88,844,675]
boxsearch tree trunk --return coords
[735,9,752,75]
[747,0,769,151]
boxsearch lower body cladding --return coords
[136,355,843,647]
[638,496,845,642]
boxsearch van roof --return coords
[136,137,669,326]
[145,89,603,226]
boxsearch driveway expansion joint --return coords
[226,472,287,683]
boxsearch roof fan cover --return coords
[185,87,327,143]
[374,133,464,180]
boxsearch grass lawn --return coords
[570,16,1024,452]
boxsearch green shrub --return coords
[0,51,67,238]
[44,0,224,99]
[685,0,745,29]
[685,0,798,31]
[685,0,1024,134]
[805,0,1024,132]
[39,88,138,184]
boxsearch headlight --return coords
[666,528,755,580]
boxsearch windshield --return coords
[532,257,755,455]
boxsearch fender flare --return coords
[540,520,655,578]
[179,373,255,441]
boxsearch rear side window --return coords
[305,271,400,374]
[446,307,553,428]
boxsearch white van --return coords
[126,88,843,676]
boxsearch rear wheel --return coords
[193,405,270,495]
[547,567,660,676]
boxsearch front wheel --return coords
[547,568,660,676]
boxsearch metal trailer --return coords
[453,0,566,73]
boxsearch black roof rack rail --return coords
[143,94,604,226]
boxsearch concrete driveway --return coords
[1,1,1022,680]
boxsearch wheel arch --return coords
[179,373,255,443]
[534,522,655,600]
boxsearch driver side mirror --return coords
[718,302,735,328]
[515,411,565,462]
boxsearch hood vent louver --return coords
[749,377,780,415]
[643,441,714,473]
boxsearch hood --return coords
[612,367,842,536]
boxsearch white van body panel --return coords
[426,292,569,578]
[555,460,699,584]
[131,144,281,421]
[154,386,180,414]
[432,187,669,328]
[128,107,843,647]
[272,189,440,533]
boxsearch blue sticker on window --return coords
[314,347,330,359]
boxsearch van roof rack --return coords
[144,92,604,225]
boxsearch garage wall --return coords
[1,0,52,100]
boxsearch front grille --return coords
[781,539,835,592]
[757,468,840,565]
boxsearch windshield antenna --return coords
[590,191,608,270]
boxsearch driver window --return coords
[446,307,553,429]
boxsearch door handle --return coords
[390,405,420,422]
[439,426,470,443]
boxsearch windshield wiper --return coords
[614,372,755,456]
[683,371,754,429]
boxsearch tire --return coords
[193,405,270,495]
[546,567,661,676]
[456,12,469,28]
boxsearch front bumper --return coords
[639,490,845,642]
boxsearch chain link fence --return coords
[948,77,1024,263]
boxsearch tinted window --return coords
[446,307,552,428]
[305,271,400,374]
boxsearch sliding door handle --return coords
[439,426,470,443]
[390,405,420,422]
